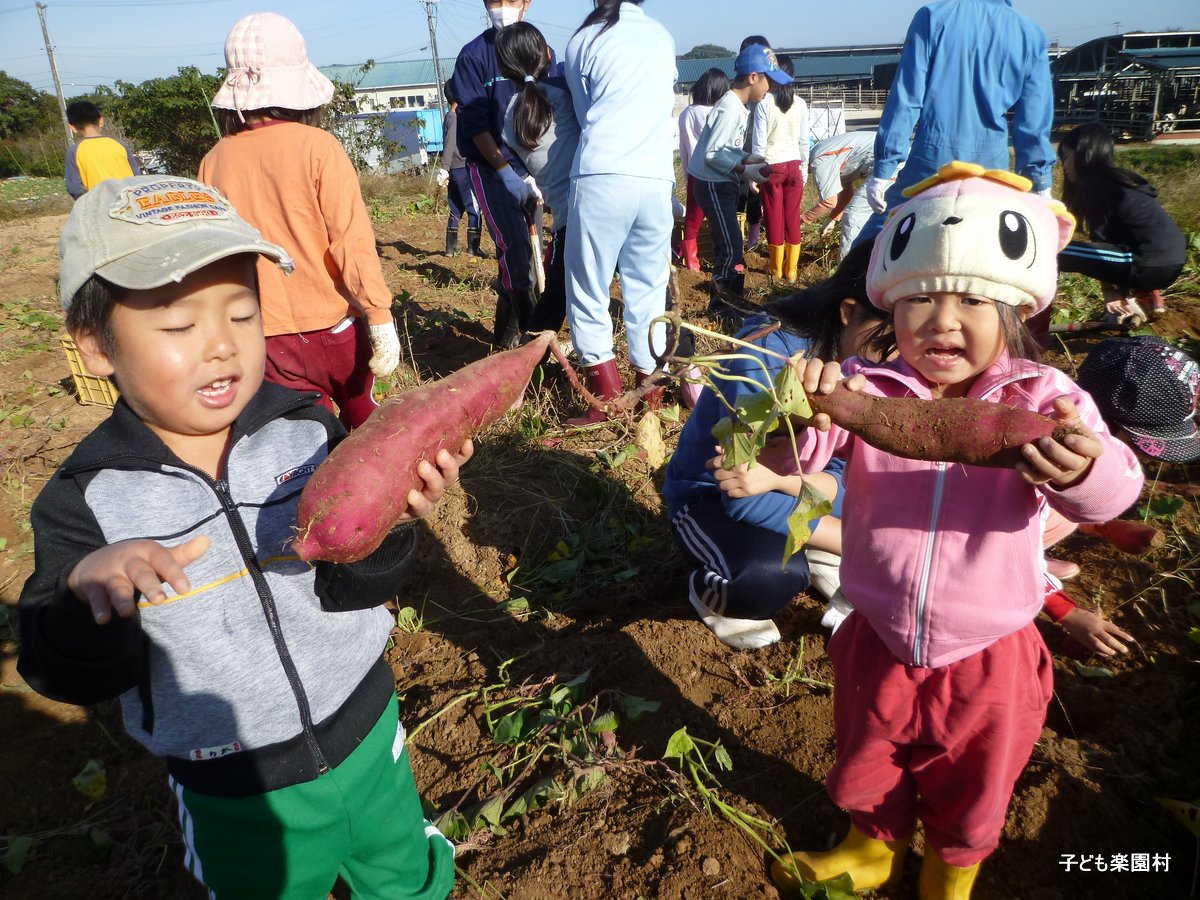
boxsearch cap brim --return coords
[766,69,794,85]
[1124,420,1200,463]
[94,224,292,293]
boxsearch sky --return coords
[1,0,1197,97]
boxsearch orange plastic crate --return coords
[60,334,119,408]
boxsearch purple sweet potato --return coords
[293,331,555,563]
[1079,520,1163,555]
[796,383,1080,468]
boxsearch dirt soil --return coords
[1,201,1198,900]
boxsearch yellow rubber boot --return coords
[736,211,748,244]
[768,244,785,280]
[771,825,909,894]
[784,242,802,283]
[918,849,980,900]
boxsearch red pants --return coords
[761,159,804,246]
[265,317,378,429]
[826,613,1053,866]
[683,175,708,242]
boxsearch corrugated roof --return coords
[319,59,457,90]
[675,52,900,85]
[1123,48,1200,71]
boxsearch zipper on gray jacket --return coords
[912,462,948,667]
[214,478,330,775]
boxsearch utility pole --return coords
[36,2,73,146]
[421,0,448,120]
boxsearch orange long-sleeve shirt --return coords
[198,121,394,336]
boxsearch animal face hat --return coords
[867,162,1076,314]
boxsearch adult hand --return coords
[866,176,890,214]
[68,535,211,624]
[367,321,401,378]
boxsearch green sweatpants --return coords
[169,694,455,900]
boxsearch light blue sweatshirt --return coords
[687,90,748,185]
[564,2,676,181]
[873,0,1054,191]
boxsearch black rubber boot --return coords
[497,288,537,350]
[468,227,489,258]
[445,228,459,257]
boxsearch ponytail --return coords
[495,22,553,151]
[772,55,796,114]
[576,0,643,37]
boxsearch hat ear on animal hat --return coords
[866,161,1076,314]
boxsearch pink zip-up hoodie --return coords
[794,353,1144,668]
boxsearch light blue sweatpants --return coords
[566,174,672,372]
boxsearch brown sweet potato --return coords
[293,332,555,563]
[795,383,1080,468]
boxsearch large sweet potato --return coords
[293,332,555,563]
[797,383,1080,468]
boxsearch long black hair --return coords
[691,67,730,107]
[1058,122,1149,234]
[772,55,796,113]
[576,0,642,36]
[495,22,552,151]
[763,240,890,361]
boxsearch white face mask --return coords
[487,6,522,29]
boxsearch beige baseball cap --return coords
[59,175,292,310]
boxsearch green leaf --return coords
[572,766,606,800]
[1188,627,1200,648]
[72,758,107,801]
[492,709,529,745]
[664,727,695,761]
[434,810,471,841]
[1,836,35,875]
[712,744,733,772]
[0,536,8,551]
[782,483,834,568]
[773,362,812,419]
[476,795,506,827]
[618,694,661,722]
[1141,495,1185,520]
[1071,660,1115,680]
[812,873,858,900]
[587,710,619,734]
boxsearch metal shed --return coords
[1052,32,1200,140]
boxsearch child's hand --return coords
[1018,397,1104,487]
[793,357,865,432]
[399,439,474,521]
[68,535,211,625]
[707,445,793,498]
[1060,607,1133,656]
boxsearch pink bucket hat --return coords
[867,162,1076,314]
[211,12,335,116]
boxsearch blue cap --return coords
[735,44,792,85]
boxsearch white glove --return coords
[367,321,401,379]
[523,174,543,204]
[1035,188,1053,199]
[498,164,538,206]
[672,195,686,220]
[742,162,770,185]
[435,168,450,187]
[821,219,837,238]
[866,176,890,214]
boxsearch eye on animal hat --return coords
[867,161,1076,314]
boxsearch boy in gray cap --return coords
[19,176,463,899]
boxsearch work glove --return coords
[435,168,450,187]
[866,176,890,214]
[367,321,401,379]
[499,164,539,207]
[742,162,771,185]
[821,219,837,237]
[1035,188,1053,199]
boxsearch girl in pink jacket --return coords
[770,163,1144,899]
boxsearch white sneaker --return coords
[806,549,854,632]
[688,576,780,649]
[820,590,853,633]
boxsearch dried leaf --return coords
[72,758,107,801]
[634,411,666,468]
